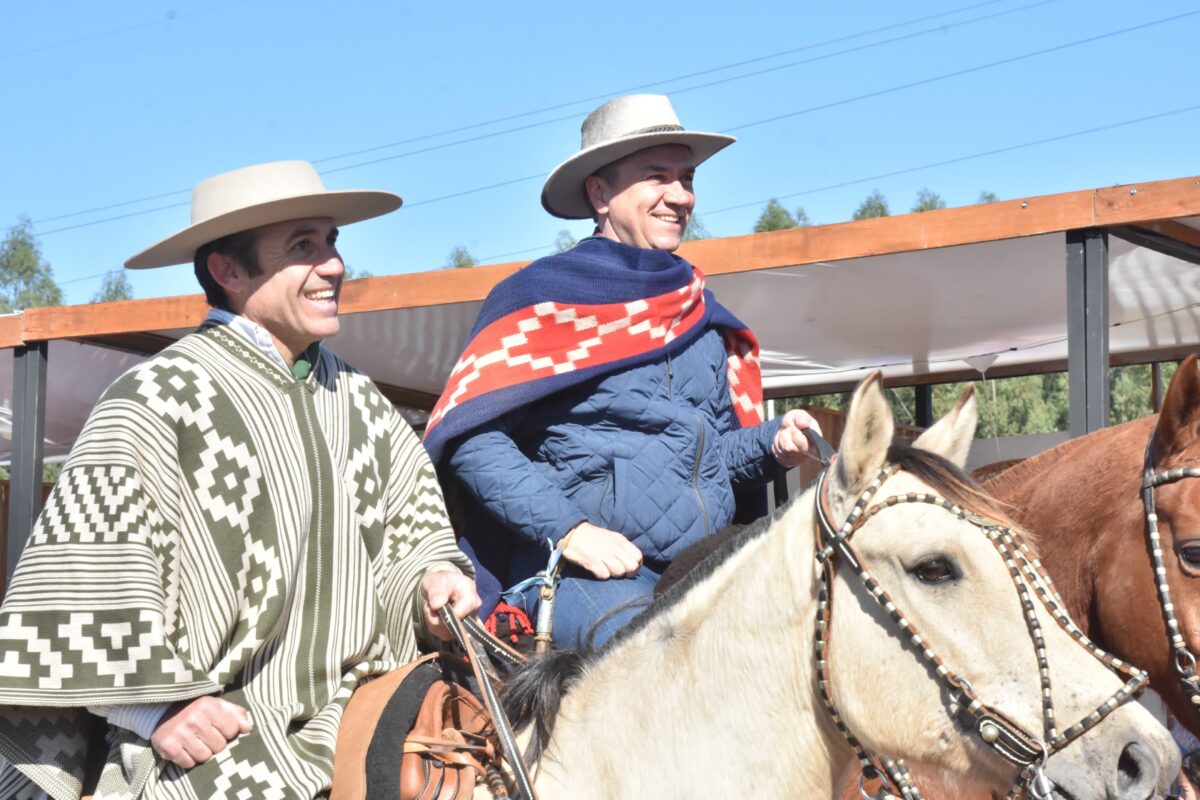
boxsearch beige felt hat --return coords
[541,94,735,220]
[125,160,402,269]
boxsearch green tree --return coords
[911,188,946,213]
[0,216,63,312]
[753,198,798,232]
[852,190,890,220]
[446,246,476,269]
[91,270,133,303]
[682,214,710,241]
[794,207,811,226]
[978,191,999,204]
[554,230,578,253]
[344,265,374,280]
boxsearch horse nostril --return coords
[1114,740,1159,798]
[1117,742,1143,790]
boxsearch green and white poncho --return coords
[0,323,473,799]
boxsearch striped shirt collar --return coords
[204,308,320,379]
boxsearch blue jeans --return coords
[518,564,661,650]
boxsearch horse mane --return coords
[500,438,1023,763]
[982,434,1092,497]
[984,414,1157,499]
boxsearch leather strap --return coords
[440,607,538,800]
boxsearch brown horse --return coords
[985,355,1200,738]
[835,355,1200,799]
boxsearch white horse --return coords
[500,374,1180,799]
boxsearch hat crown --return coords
[580,94,684,150]
[191,160,328,225]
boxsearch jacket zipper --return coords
[691,411,710,537]
[666,353,673,398]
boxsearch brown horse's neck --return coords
[986,416,1156,642]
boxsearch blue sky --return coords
[3,0,1198,305]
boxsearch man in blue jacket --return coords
[424,94,819,649]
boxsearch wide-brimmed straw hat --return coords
[541,94,735,220]
[125,160,402,269]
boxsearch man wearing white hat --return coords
[0,161,478,798]
[425,95,818,650]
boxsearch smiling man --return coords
[0,161,478,799]
[424,95,820,650]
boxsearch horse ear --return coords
[913,385,978,468]
[1153,355,1200,465]
[834,372,894,496]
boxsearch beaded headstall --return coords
[812,459,1148,800]
[1142,437,1200,709]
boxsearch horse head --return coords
[1095,353,1200,738]
[825,373,1178,799]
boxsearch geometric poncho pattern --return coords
[423,237,764,466]
[0,323,472,800]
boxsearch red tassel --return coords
[485,602,535,644]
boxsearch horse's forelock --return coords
[889,442,1032,547]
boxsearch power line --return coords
[312,0,1043,166]
[703,103,1200,217]
[49,102,1200,291]
[309,0,1070,176]
[388,12,1199,216]
[1,0,255,61]
[16,0,1057,233]
[26,7,1199,251]
[474,103,1200,266]
[722,9,1200,134]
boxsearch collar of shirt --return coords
[204,308,319,379]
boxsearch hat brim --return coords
[541,130,735,220]
[125,190,403,269]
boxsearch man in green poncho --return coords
[0,160,479,799]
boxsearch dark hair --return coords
[193,228,263,308]
[585,158,625,222]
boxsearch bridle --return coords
[1141,435,1200,709]
[809,443,1149,800]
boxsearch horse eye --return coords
[911,557,957,585]
[1179,541,1200,568]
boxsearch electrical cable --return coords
[15,0,1062,233]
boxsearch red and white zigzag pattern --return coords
[427,269,763,433]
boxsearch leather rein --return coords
[1141,436,1200,709]
[807,438,1148,800]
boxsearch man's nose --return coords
[317,252,345,277]
[664,180,694,207]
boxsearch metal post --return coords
[1066,229,1109,437]
[915,384,933,428]
[1151,362,1163,413]
[6,342,47,591]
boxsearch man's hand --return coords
[772,409,824,469]
[421,571,482,641]
[560,522,642,580]
[150,696,252,769]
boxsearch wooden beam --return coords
[373,381,439,411]
[338,261,527,313]
[1095,178,1200,227]
[21,295,208,343]
[0,315,23,349]
[73,332,178,357]
[1130,218,1200,250]
[10,174,1200,345]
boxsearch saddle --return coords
[331,611,535,800]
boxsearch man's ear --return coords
[207,252,246,302]
[584,175,610,218]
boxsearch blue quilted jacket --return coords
[447,326,782,606]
